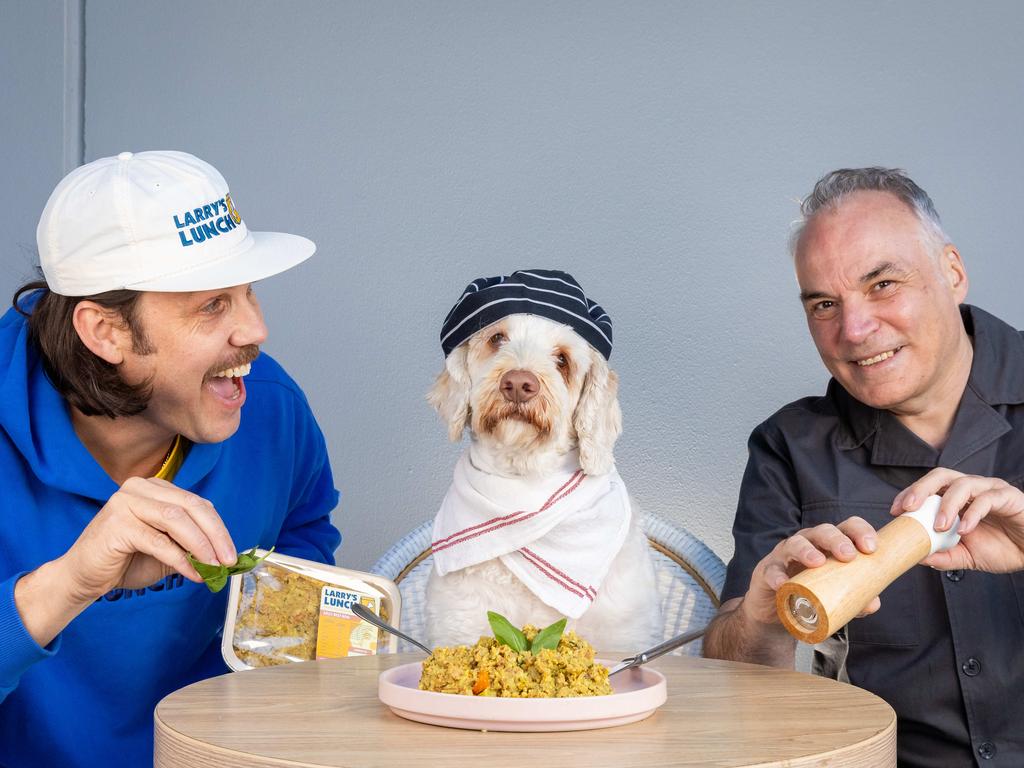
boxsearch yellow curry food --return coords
[232,563,388,668]
[232,564,328,667]
[419,625,612,697]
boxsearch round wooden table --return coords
[154,654,896,767]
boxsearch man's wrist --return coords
[13,558,94,648]
[736,593,798,653]
[737,591,786,631]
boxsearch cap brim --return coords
[125,231,316,292]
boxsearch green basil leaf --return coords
[186,553,227,582]
[230,550,259,571]
[228,546,274,575]
[530,617,567,653]
[205,570,230,593]
[487,610,528,652]
[188,546,274,593]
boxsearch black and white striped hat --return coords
[440,269,612,359]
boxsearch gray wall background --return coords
[3,1,1023,574]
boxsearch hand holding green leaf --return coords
[188,546,274,593]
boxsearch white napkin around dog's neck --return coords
[431,449,632,619]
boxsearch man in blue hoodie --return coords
[0,151,341,766]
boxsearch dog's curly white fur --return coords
[426,313,660,649]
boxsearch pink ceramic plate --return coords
[377,660,667,732]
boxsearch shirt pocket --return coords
[801,500,921,647]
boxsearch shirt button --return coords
[945,569,964,582]
[962,657,981,676]
[978,741,997,760]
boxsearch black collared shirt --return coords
[722,305,1024,768]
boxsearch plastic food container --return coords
[221,549,401,671]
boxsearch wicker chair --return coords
[370,512,725,655]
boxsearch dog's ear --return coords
[427,344,472,442]
[572,352,622,475]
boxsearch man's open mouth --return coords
[211,362,252,379]
[207,362,252,401]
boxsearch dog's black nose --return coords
[500,370,540,404]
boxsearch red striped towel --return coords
[432,449,632,618]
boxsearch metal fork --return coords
[351,602,432,654]
[608,627,706,676]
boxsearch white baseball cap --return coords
[36,150,316,296]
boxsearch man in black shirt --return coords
[704,167,1024,767]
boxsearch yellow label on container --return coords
[315,586,379,659]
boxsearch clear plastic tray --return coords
[221,549,401,671]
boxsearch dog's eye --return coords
[489,333,507,347]
[555,353,568,368]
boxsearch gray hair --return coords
[791,167,950,255]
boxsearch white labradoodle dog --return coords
[425,269,660,650]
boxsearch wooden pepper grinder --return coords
[775,495,960,643]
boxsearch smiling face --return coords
[115,283,267,444]
[794,190,969,416]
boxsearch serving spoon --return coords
[352,602,705,676]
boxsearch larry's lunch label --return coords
[315,586,379,659]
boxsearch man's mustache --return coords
[206,345,260,377]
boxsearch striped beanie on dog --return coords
[440,269,612,359]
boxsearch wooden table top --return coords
[154,653,896,768]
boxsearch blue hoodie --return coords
[0,300,341,767]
